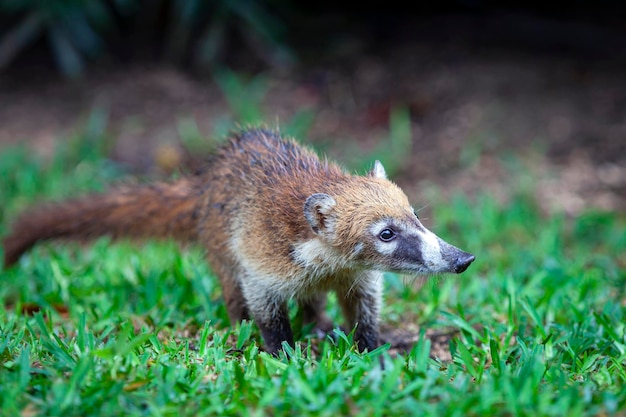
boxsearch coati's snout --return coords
[454,252,475,273]
[439,240,475,273]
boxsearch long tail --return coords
[3,178,202,268]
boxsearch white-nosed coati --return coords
[3,127,475,355]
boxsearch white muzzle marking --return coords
[417,228,447,271]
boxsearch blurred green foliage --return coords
[0,0,292,77]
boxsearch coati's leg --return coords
[253,299,293,356]
[211,258,292,355]
[239,278,294,356]
[299,294,333,333]
[337,272,383,352]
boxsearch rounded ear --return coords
[304,193,337,234]
[369,160,387,179]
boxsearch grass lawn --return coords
[1,131,625,416]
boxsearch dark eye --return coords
[379,228,396,242]
[413,209,419,219]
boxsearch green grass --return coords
[1,132,625,417]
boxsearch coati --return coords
[3,127,475,355]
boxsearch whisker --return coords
[415,203,431,214]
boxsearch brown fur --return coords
[3,127,474,355]
[3,179,202,267]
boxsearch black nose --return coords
[454,253,475,273]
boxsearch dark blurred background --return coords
[1,0,625,213]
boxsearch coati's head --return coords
[303,161,475,275]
